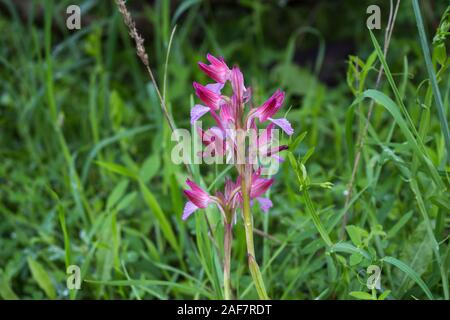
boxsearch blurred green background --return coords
[0,0,449,300]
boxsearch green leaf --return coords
[116,192,137,212]
[248,255,269,300]
[349,253,363,266]
[346,225,365,247]
[434,43,447,66]
[412,0,450,161]
[0,271,18,300]
[358,89,443,188]
[382,256,434,300]
[27,257,56,299]
[96,161,137,179]
[301,147,315,165]
[329,242,371,260]
[378,290,391,300]
[139,181,180,254]
[289,131,308,152]
[139,154,160,183]
[349,291,374,300]
[81,125,153,183]
[107,180,129,210]
[386,211,413,239]
[85,279,212,298]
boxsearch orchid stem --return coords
[241,174,269,300]
[223,222,232,300]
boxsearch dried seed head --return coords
[115,0,149,66]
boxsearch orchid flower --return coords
[185,52,293,223]
[183,53,294,300]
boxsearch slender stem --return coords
[241,172,269,300]
[223,222,232,300]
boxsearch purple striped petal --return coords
[253,90,284,122]
[206,82,225,94]
[182,201,198,220]
[193,82,222,110]
[256,197,273,213]
[184,179,211,208]
[269,118,294,136]
[250,177,274,198]
[191,104,210,124]
[272,154,285,163]
[198,54,230,83]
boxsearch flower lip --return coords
[182,201,198,220]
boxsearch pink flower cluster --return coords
[182,54,293,220]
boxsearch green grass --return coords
[0,0,449,300]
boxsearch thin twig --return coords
[254,228,282,245]
[341,0,401,239]
[115,0,192,177]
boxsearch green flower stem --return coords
[241,174,269,300]
[223,222,232,300]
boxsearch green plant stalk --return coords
[412,0,450,163]
[302,188,333,247]
[223,222,232,300]
[241,174,269,300]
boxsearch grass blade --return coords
[412,0,450,163]
[382,256,434,300]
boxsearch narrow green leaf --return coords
[139,154,161,183]
[412,0,450,162]
[96,161,138,179]
[107,180,129,210]
[139,181,180,254]
[349,291,374,300]
[27,258,56,299]
[382,256,434,300]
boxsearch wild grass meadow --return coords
[0,0,449,300]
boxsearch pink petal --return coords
[193,82,221,110]
[191,104,210,124]
[182,201,198,220]
[243,87,252,103]
[184,179,211,208]
[219,102,235,123]
[250,177,274,198]
[207,53,226,66]
[230,67,246,103]
[258,123,275,147]
[269,118,294,136]
[198,54,230,83]
[253,90,285,122]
